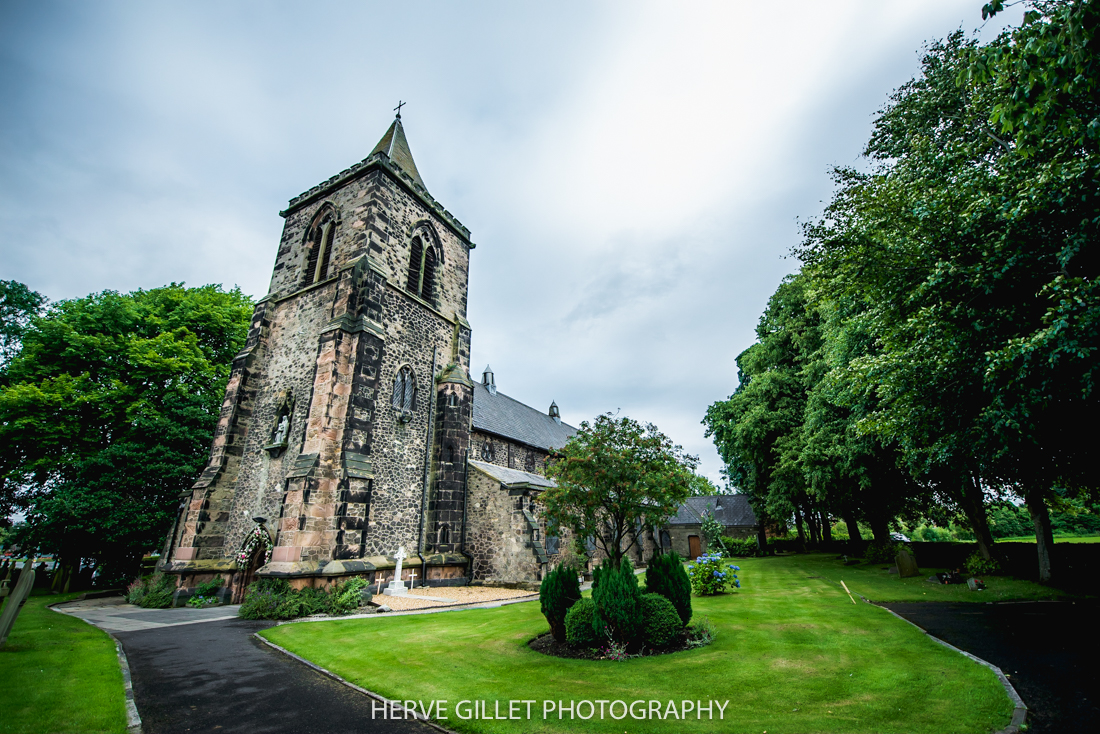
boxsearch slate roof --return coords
[370,117,427,191]
[469,459,556,489]
[669,495,757,527]
[471,381,576,452]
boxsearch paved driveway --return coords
[885,600,1098,734]
[56,599,436,734]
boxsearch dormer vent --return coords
[549,401,560,424]
[482,365,496,395]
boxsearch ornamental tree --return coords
[541,413,696,569]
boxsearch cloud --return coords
[0,0,1025,484]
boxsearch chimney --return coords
[482,365,496,395]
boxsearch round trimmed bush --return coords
[640,593,681,647]
[564,597,599,647]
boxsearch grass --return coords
[778,552,1072,603]
[262,554,1014,734]
[0,591,128,734]
[995,534,1100,543]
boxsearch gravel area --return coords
[372,586,537,611]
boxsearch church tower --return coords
[161,112,475,599]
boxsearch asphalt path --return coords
[113,617,435,734]
[884,600,1098,734]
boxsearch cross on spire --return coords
[394,100,406,118]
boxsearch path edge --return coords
[876,603,1027,734]
[49,603,143,734]
[254,632,460,734]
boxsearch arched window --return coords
[303,207,337,286]
[437,523,450,545]
[391,365,416,422]
[480,439,494,461]
[406,233,439,302]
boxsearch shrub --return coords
[239,578,292,620]
[643,551,692,627]
[564,597,599,647]
[194,577,224,596]
[639,593,681,647]
[540,564,582,642]
[129,573,174,609]
[592,558,642,644]
[239,576,374,620]
[686,615,718,648]
[964,551,1001,576]
[687,554,738,596]
[723,538,758,557]
[331,577,371,615]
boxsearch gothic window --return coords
[406,233,439,302]
[480,439,494,461]
[546,535,560,555]
[445,443,455,463]
[303,207,337,287]
[660,531,672,550]
[437,523,450,545]
[447,392,458,408]
[524,452,536,472]
[508,444,515,469]
[391,365,416,422]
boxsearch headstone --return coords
[383,546,409,596]
[967,577,986,591]
[0,561,36,648]
[895,549,920,578]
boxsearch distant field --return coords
[995,535,1100,544]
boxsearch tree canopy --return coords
[541,413,697,568]
[0,283,253,584]
[706,1,1099,580]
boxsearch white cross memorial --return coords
[383,545,409,596]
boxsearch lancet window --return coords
[303,206,337,286]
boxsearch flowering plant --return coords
[238,525,273,565]
[687,554,740,595]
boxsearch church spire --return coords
[370,109,427,192]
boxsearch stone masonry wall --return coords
[465,469,543,583]
[470,431,548,475]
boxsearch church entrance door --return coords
[232,546,265,604]
[688,535,701,560]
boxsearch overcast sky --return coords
[0,1,1024,486]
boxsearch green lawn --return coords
[262,555,1014,734]
[0,592,128,734]
[777,552,1072,603]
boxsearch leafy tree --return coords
[687,473,724,496]
[541,413,697,569]
[0,283,253,585]
[0,281,47,372]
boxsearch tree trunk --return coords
[794,509,806,549]
[806,511,820,545]
[954,474,996,561]
[1025,490,1055,583]
[821,512,833,542]
[755,511,770,556]
[844,514,863,544]
[869,515,891,543]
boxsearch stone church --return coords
[159,114,575,602]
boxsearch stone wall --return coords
[465,468,544,583]
[470,431,548,474]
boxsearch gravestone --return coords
[895,549,920,578]
[0,561,36,647]
[383,546,409,597]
